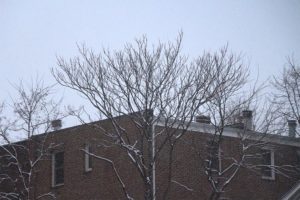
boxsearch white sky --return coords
[0,0,300,126]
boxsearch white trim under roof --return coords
[155,118,300,147]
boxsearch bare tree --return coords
[0,79,62,200]
[199,85,300,200]
[272,57,300,136]
[192,68,258,199]
[52,34,250,200]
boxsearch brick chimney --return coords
[51,119,62,131]
[195,115,211,124]
[288,120,297,137]
[242,110,253,130]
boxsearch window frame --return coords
[206,140,222,173]
[52,151,64,187]
[84,144,92,172]
[261,148,275,180]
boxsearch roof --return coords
[3,113,300,148]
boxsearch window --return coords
[206,140,221,173]
[261,149,275,180]
[52,152,64,186]
[84,144,92,172]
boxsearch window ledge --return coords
[52,183,64,188]
[262,176,275,181]
[84,168,93,173]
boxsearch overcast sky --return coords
[1,0,300,125]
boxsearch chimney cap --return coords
[288,119,297,137]
[242,110,253,117]
[51,119,62,131]
[195,115,211,124]
[242,110,253,130]
[288,119,297,125]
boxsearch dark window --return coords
[261,149,275,179]
[53,152,64,186]
[85,144,92,172]
[206,140,220,173]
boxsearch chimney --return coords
[195,115,211,124]
[51,119,62,131]
[242,110,253,130]
[288,120,297,137]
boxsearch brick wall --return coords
[1,116,299,200]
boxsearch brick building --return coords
[1,112,300,200]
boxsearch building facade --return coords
[1,114,300,200]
